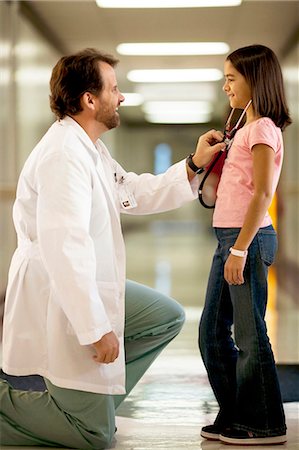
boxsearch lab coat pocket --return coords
[96,281,123,336]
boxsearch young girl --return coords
[199,45,292,446]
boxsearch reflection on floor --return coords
[2,219,299,449]
[114,313,299,449]
[3,315,298,450]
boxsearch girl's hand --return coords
[223,144,275,286]
[224,253,247,285]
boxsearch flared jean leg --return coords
[199,249,238,429]
[199,226,286,437]
[229,233,286,436]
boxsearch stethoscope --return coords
[198,99,252,209]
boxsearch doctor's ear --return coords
[82,92,96,110]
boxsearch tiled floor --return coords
[1,218,299,449]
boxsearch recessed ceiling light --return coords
[117,42,229,56]
[143,101,212,124]
[96,0,242,8]
[0,42,11,59]
[142,101,212,115]
[0,69,10,86]
[135,83,217,102]
[145,112,211,124]
[15,67,51,85]
[127,68,222,83]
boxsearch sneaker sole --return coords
[201,430,220,440]
[220,434,287,445]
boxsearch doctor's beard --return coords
[96,108,120,130]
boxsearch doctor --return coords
[0,48,225,449]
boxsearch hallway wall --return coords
[277,39,299,305]
[0,1,59,293]
[0,1,298,310]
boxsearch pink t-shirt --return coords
[213,117,283,228]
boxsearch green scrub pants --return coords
[0,280,185,449]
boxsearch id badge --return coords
[119,184,137,209]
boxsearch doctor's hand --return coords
[92,331,120,364]
[192,129,226,169]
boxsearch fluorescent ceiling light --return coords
[0,69,10,85]
[15,43,41,58]
[0,42,11,59]
[117,42,229,56]
[136,83,217,102]
[122,93,144,106]
[143,101,212,124]
[142,101,212,115]
[96,0,242,8]
[283,67,299,84]
[128,68,222,83]
[145,112,211,124]
[15,67,51,85]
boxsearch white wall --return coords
[0,2,59,293]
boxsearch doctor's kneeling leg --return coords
[115,279,185,409]
[0,280,185,449]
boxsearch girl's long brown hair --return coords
[227,45,292,131]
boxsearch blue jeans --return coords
[199,226,286,436]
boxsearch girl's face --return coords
[223,60,252,109]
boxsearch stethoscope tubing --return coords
[198,99,252,209]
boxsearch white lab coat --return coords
[3,116,198,394]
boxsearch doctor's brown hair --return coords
[227,44,291,131]
[50,48,119,119]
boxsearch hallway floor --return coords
[3,315,299,449]
[113,313,299,449]
[2,217,299,449]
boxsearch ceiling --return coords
[24,0,299,125]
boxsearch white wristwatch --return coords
[229,247,248,257]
